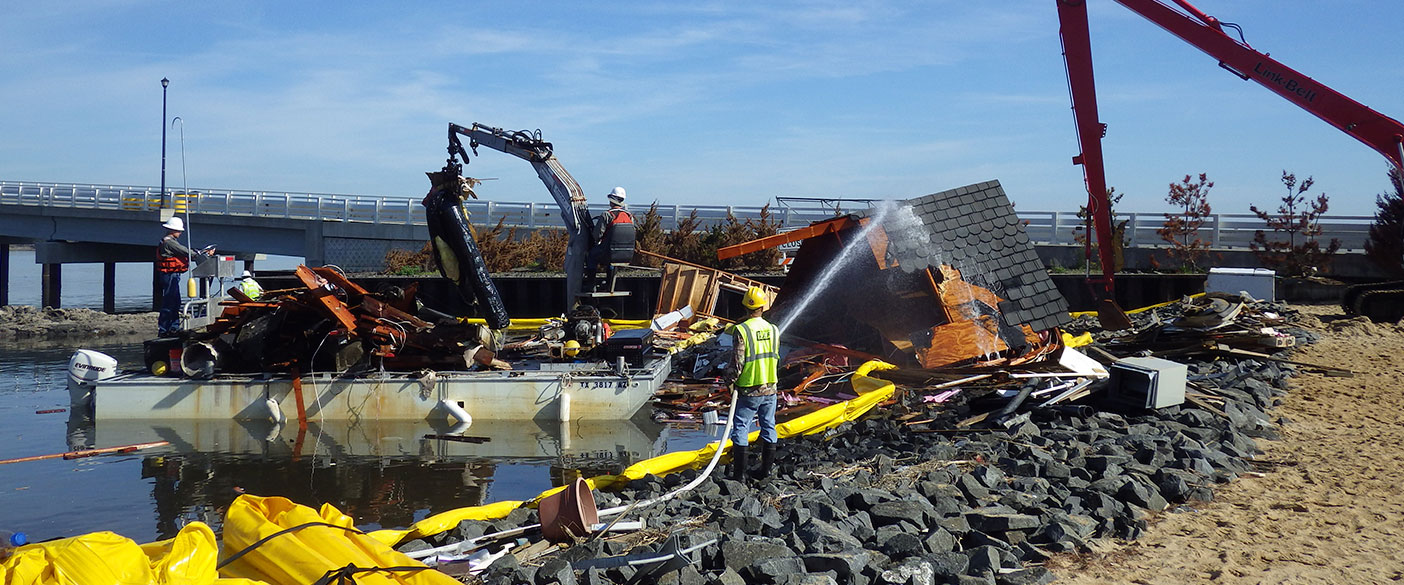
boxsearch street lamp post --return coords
[160,77,169,208]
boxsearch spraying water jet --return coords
[775,202,898,336]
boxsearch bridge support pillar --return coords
[103,262,117,314]
[41,263,61,309]
[0,243,9,306]
[304,223,325,268]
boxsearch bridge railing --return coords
[1016,210,1373,252]
[0,180,865,230]
[0,180,1374,251]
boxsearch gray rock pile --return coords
[401,304,1306,585]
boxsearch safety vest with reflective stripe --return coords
[734,316,779,387]
[238,278,264,300]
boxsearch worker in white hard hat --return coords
[584,187,635,292]
[235,270,264,301]
[156,217,214,337]
[724,286,781,483]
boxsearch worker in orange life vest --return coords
[156,217,213,337]
[584,187,635,291]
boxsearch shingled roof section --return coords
[873,180,1071,333]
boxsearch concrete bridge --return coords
[0,180,1380,310]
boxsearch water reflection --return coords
[66,413,668,539]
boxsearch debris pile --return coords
[169,265,505,377]
[1070,292,1310,352]
[392,295,1331,584]
[765,182,1071,370]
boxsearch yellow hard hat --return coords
[563,340,582,357]
[742,286,768,310]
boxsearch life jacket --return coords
[156,236,190,273]
[605,208,635,263]
[733,316,779,387]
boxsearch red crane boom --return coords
[1056,0,1404,295]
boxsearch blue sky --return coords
[2,1,1401,216]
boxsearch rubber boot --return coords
[727,445,749,482]
[753,439,776,481]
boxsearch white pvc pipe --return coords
[438,399,473,428]
[594,388,740,517]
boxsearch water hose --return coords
[408,388,742,563]
[595,386,739,517]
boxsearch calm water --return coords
[0,342,713,543]
[0,252,716,542]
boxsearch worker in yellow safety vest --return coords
[235,270,264,300]
[725,286,781,482]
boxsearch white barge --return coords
[68,350,670,422]
[79,417,668,463]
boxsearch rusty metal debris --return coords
[174,265,504,377]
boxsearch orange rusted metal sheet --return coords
[716,216,859,260]
[295,265,358,333]
[311,266,370,297]
[361,295,432,329]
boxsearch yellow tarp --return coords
[367,360,900,545]
[0,523,261,585]
[219,495,457,585]
[361,500,524,548]
[1061,331,1094,348]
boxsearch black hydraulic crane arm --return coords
[446,122,594,312]
[447,123,591,233]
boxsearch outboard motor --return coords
[67,349,117,409]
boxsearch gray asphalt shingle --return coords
[870,180,1071,333]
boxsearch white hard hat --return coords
[607,187,626,204]
[239,270,253,279]
[161,217,184,231]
